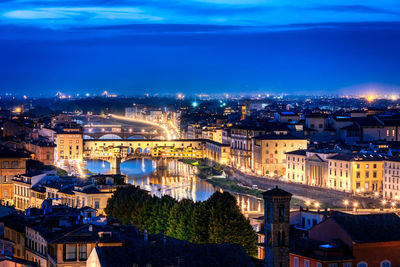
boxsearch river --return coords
[85,158,263,213]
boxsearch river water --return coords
[85,159,263,213]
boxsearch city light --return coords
[110,114,172,140]
[192,101,198,108]
[366,95,375,102]
[314,202,320,209]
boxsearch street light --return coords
[314,202,320,209]
[343,200,349,211]
[391,202,396,209]
[305,200,311,208]
[353,202,359,213]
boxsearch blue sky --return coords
[1,0,400,95]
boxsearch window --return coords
[294,257,299,267]
[94,200,100,209]
[356,172,360,178]
[304,260,310,267]
[357,262,368,267]
[373,172,377,178]
[344,263,352,267]
[316,263,322,267]
[12,161,18,168]
[365,171,369,178]
[79,244,87,260]
[3,161,8,168]
[63,244,77,261]
[328,264,338,267]
[381,260,391,267]
[373,164,377,169]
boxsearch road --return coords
[223,166,382,209]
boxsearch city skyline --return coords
[1,1,400,95]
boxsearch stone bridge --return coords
[83,139,205,173]
[83,124,163,140]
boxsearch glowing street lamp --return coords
[391,202,396,209]
[314,202,320,209]
[353,202,359,212]
[305,200,311,208]
[343,200,349,211]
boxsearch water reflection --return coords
[85,159,263,213]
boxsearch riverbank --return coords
[207,177,305,208]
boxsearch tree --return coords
[166,199,194,241]
[206,192,257,257]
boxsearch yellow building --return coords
[55,130,83,162]
[252,134,308,177]
[328,154,383,193]
[205,140,231,165]
[0,147,29,205]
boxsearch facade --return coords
[13,173,47,211]
[252,134,308,177]
[204,140,230,165]
[55,131,84,162]
[25,141,55,166]
[306,213,400,267]
[285,150,306,183]
[73,183,114,215]
[383,157,400,199]
[263,187,292,267]
[0,148,28,205]
[1,214,27,259]
[327,154,384,193]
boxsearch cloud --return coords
[1,0,400,32]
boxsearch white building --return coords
[383,158,400,200]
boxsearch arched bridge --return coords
[83,124,163,140]
[83,139,205,173]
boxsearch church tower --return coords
[263,186,292,267]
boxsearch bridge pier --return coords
[110,157,121,174]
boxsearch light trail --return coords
[109,114,172,140]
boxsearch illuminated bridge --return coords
[83,138,230,174]
[83,124,164,140]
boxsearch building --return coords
[13,172,47,211]
[383,157,400,199]
[327,154,384,193]
[73,183,114,215]
[263,186,292,267]
[300,213,400,267]
[252,134,308,177]
[0,214,27,259]
[0,146,29,205]
[25,140,55,166]
[55,130,84,162]
[231,125,289,172]
[274,112,299,123]
[286,149,339,187]
[285,150,307,184]
[204,140,231,165]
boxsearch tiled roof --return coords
[332,213,400,243]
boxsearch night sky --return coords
[1,0,400,96]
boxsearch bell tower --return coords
[263,186,292,267]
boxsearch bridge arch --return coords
[127,135,146,140]
[98,134,122,140]
[83,135,94,140]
